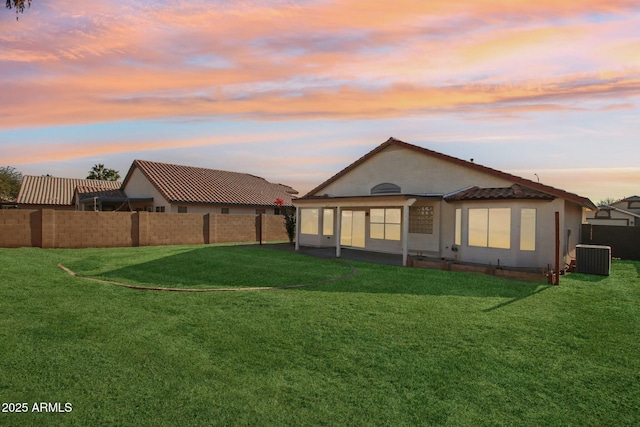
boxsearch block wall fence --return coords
[0,210,290,249]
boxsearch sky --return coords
[1,0,639,203]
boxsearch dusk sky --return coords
[1,0,639,203]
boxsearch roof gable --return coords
[122,160,297,207]
[17,176,121,206]
[304,137,596,210]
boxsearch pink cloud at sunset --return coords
[1,0,639,202]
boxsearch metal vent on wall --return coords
[575,244,611,276]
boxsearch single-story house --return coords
[586,196,640,227]
[294,137,597,269]
[17,162,298,214]
[120,159,298,214]
[17,176,123,210]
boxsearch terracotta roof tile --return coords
[17,176,121,206]
[123,160,297,207]
[444,184,556,202]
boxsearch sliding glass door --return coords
[340,210,365,248]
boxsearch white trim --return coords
[294,206,301,251]
[402,205,410,266]
[336,206,342,258]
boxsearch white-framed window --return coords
[300,208,319,235]
[468,208,511,249]
[520,209,536,251]
[454,208,462,246]
[370,208,401,241]
[323,209,334,236]
[155,206,165,213]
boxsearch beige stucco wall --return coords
[439,198,586,269]
[438,199,556,269]
[563,200,584,264]
[122,168,168,210]
[317,144,515,197]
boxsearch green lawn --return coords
[1,245,639,426]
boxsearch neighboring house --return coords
[17,176,122,210]
[612,195,640,214]
[121,159,298,214]
[294,137,596,269]
[586,195,640,227]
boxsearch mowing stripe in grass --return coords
[57,259,358,292]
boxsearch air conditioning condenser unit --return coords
[575,244,611,276]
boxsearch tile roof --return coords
[123,160,298,207]
[75,186,128,200]
[17,176,121,206]
[444,184,556,202]
[303,137,596,210]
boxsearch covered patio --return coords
[294,194,442,267]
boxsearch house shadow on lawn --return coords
[90,245,356,290]
[256,246,548,301]
[89,244,551,301]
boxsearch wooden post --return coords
[554,211,560,285]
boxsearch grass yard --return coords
[1,245,639,426]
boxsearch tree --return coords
[596,197,618,207]
[0,166,23,202]
[275,198,296,243]
[87,164,120,181]
[5,1,31,20]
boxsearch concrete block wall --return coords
[51,211,136,248]
[143,212,207,246]
[0,209,293,249]
[261,214,290,242]
[211,214,258,243]
[0,210,40,248]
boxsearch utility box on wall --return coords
[575,244,611,276]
